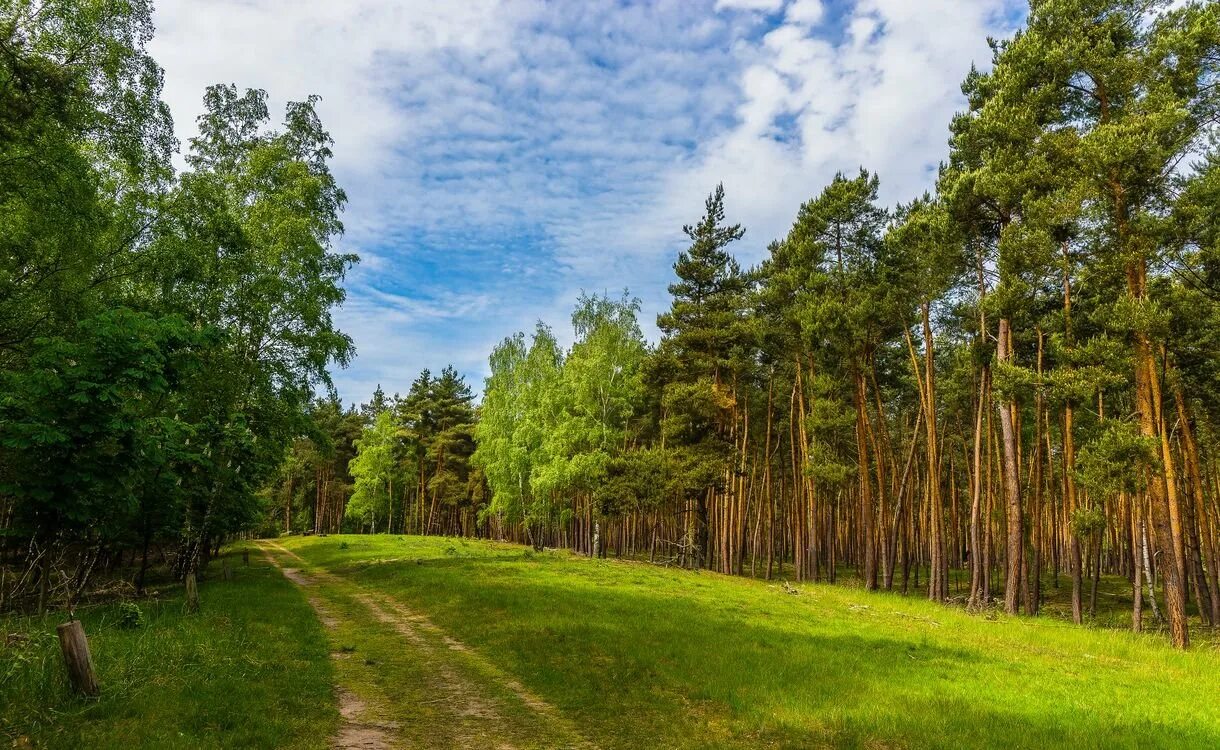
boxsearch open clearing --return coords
[268,534,1219,749]
[5,534,1218,749]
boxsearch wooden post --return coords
[242,549,250,567]
[185,572,199,613]
[37,559,49,615]
[56,620,100,696]
[222,559,232,581]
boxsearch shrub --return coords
[116,601,146,630]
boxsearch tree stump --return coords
[56,620,100,696]
[185,572,199,613]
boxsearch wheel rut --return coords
[259,542,594,750]
[258,547,392,749]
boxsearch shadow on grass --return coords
[301,545,1213,750]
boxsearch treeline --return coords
[0,2,353,611]
[262,367,485,538]
[461,0,1220,649]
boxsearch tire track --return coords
[260,541,594,750]
[258,547,394,750]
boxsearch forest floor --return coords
[4,535,1219,749]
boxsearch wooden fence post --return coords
[185,572,199,613]
[242,549,250,567]
[222,560,232,581]
[56,619,100,696]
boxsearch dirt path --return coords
[258,548,394,749]
[259,542,593,750]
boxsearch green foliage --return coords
[0,0,173,362]
[115,601,146,630]
[474,326,562,530]
[0,1,357,591]
[784,169,891,362]
[1102,294,1172,339]
[155,84,356,557]
[347,411,404,527]
[991,359,1037,402]
[656,183,748,379]
[807,442,855,486]
[539,293,647,491]
[476,292,651,533]
[885,195,965,307]
[1070,507,1109,538]
[0,310,198,544]
[1076,421,1160,497]
[645,185,751,548]
[388,366,479,531]
[594,448,669,515]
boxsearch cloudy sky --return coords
[149,0,1026,405]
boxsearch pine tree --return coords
[654,184,748,569]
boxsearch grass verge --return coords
[1,549,337,750]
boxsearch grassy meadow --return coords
[4,535,1217,749]
[275,534,1220,749]
[0,550,336,749]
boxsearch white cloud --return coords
[715,0,785,11]
[786,0,825,26]
[635,0,1021,271]
[152,2,502,156]
[148,0,1023,403]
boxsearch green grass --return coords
[1,550,337,749]
[5,537,1215,749]
[272,557,583,748]
[281,534,1220,750]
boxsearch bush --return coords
[116,601,146,630]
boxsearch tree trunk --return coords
[1130,492,1143,632]
[185,571,199,614]
[1175,387,1215,626]
[1127,254,1187,647]
[996,318,1023,615]
[854,366,877,590]
[969,368,988,609]
[1065,402,1083,625]
[922,305,947,603]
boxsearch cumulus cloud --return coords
[642,0,1023,271]
[149,0,1023,404]
[715,0,785,11]
[785,0,825,26]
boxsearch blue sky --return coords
[150,0,1026,405]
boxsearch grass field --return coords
[272,534,1219,749]
[4,535,1218,749]
[0,550,337,749]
